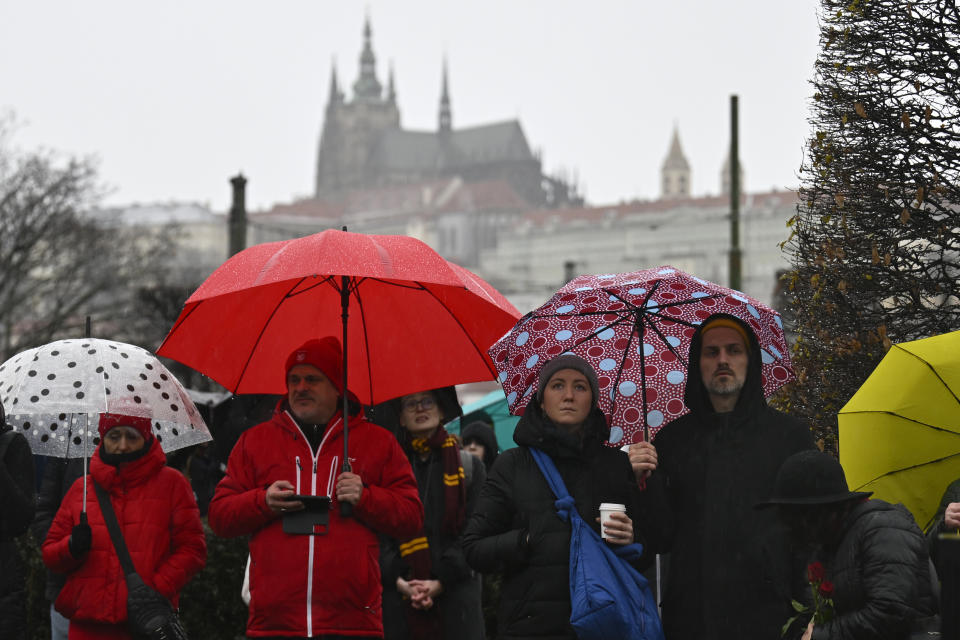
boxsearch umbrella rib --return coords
[897,346,960,409]
[568,315,633,349]
[855,450,960,490]
[286,275,338,297]
[348,279,376,403]
[233,277,309,393]
[839,410,959,434]
[419,282,499,378]
[641,313,689,368]
[165,298,203,336]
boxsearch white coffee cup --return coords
[599,502,626,540]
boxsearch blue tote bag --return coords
[530,448,664,640]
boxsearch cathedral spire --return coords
[387,62,396,104]
[661,124,691,199]
[438,58,452,133]
[326,59,341,110]
[353,15,383,101]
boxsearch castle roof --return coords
[371,120,535,174]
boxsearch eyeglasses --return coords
[401,396,437,412]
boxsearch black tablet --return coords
[291,494,331,511]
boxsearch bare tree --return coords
[0,120,179,359]
[782,0,960,448]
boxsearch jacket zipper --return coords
[284,410,343,638]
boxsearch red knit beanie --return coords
[98,413,154,442]
[284,337,345,394]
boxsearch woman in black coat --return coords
[462,355,645,640]
[0,406,37,640]
[379,387,486,640]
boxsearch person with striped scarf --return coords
[379,387,486,640]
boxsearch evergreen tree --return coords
[783,0,960,448]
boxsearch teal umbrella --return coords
[447,389,518,451]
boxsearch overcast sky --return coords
[2,1,822,212]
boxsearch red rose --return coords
[807,562,826,583]
[819,580,834,598]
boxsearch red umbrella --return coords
[488,266,793,445]
[157,229,520,511]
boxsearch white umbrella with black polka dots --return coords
[0,337,211,458]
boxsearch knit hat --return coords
[98,412,154,442]
[285,337,345,395]
[756,450,872,508]
[536,354,600,405]
[700,316,751,351]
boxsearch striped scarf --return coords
[399,427,466,638]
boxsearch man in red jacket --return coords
[209,337,423,639]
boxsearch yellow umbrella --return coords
[838,330,960,531]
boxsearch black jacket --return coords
[31,456,86,601]
[809,500,938,640]
[462,401,645,640]
[636,314,815,640]
[0,425,37,640]
[380,447,486,640]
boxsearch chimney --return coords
[229,174,247,257]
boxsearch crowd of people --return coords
[0,312,949,639]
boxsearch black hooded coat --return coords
[462,400,646,640]
[636,313,815,640]
[0,422,37,640]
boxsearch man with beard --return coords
[628,313,815,639]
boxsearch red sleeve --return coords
[354,433,423,539]
[41,478,84,574]
[151,472,207,600]
[207,431,275,538]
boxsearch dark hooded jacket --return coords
[0,423,36,640]
[462,401,645,640]
[460,421,500,470]
[636,313,815,640]
[808,500,938,640]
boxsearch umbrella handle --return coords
[339,458,353,518]
[78,511,88,527]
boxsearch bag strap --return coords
[93,481,137,577]
[529,447,571,501]
[531,446,645,561]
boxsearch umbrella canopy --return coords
[838,330,960,530]
[0,338,211,457]
[489,266,793,445]
[157,229,521,403]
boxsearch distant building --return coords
[314,18,581,209]
[476,190,798,310]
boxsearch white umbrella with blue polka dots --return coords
[0,337,211,458]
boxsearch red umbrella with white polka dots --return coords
[488,266,794,445]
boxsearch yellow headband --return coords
[700,317,751,350]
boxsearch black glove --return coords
[68,521,92,558]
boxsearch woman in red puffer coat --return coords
[42,413,206,640]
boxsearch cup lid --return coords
[598,502,626,510]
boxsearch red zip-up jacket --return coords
[208,405,422,638]
[42,440,206,630]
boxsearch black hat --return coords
[756,449,872,508]
[536,354,600,405]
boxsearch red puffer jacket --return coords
[208,405,423,638]
[42,439,206,625]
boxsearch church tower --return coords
[314,17,401,197]
[661,126,691,199]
